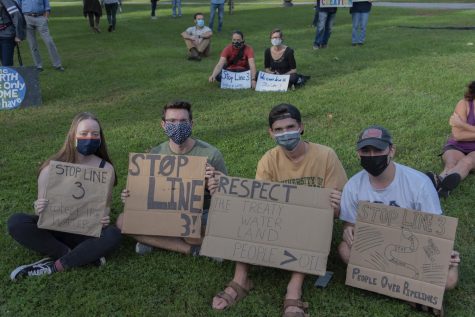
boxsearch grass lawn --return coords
[1,2,474,316]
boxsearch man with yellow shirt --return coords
[212,103,347,317]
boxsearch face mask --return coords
[196,19,205,27]
[232,41,244,49]
[274,130,301,151]
[165,121,192,145]
[76,138,101,156]
[271,38,282,46]
[360,155,389,177]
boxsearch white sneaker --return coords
[151,16,158,20]
[135,242,153,255]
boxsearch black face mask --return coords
[360,155,389,177]
[232,41,244,49]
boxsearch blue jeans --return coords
[352,12,370,44]
[0,37,15,66]
[209,3,224,32]
[314,11,336,46]
[172,0,182,16]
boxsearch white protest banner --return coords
[321,0,353,7]
[37,161,112,237]
[220,70,251,89]
[255,71,290,92]
[346,202,458,310]
[201,175,334,275]
[121,153,207,238]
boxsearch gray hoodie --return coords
[0,0,25,39]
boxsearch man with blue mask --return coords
[117,100,226,257]
[338,125,460,311]
[181,12,212,61]
[212,103,347,316]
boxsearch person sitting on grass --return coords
[208,30,257,89]
[8,112,122,280]
[116,100,226,256]
[426,80,475,198]
[338,125,460,316]
[212,103,347,317]
[264,28,309,89]
[181,12,212,61]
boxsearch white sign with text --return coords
[255,71,290,92]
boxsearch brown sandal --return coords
[213,280,253,310]
[282,299,310,317]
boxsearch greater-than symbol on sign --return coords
[280,250,297,266]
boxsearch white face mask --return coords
[271,38,282,46]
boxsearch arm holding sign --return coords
[249,57,257,89]
[209,56,227,83]
[34,166,50,215]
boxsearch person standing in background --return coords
[150,0,159,19]
[350,1,372,46]
[171,0,181,18]
[83,0,102,33]
[102,0,121,32]
[0,0,25,66]
[313,0,337,50]
[209,0,224,32]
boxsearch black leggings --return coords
[87,12,100,28]
[7,213,122,269]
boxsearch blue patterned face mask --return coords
[274,130,301,151]
[76,138,101,156]
[165,121,192,145]
[196,19,205,27]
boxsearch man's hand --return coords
[101,215,110,227]
[329,189,342,217]
[121,189,129,204]
[342,224,355,247]
[449,250,460,268]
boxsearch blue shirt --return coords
[16,0,51,14]
[211,0,225,4]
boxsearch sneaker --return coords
[54,66,65,72]
[438,173,461,198]
[135,242,153,255]
[108,25,113,32]
[425,171,442,190]
[10,258,56,281]
[151,16,158,20]
[313,45,320,50]
[93,257,106,267]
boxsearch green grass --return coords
[1,3,475,316]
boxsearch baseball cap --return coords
[268,103,302,127]
[356,125,393,150]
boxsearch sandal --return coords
[410,303,444,317]
[213,280,253,310]
[282,299,310,317]
[425,171,442,191]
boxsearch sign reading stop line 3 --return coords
[38,161,113,237]
[121,153,207,238]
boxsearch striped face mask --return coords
[274,130,300,151]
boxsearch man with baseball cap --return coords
[338,125,460,311]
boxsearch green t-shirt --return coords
[150,139,227,210]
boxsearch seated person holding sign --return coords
[8,112,122,280]
[117,100,226,256]
[212,104,347,316]
[181,12,212,61]
[338,125,460,315]
[426,80,475,198]
[264,29,309,89]
[208,30,257,89]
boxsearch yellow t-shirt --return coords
[255,142,347,190]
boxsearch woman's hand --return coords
[101,215,110,227]
[121,189,129,204]
[34,198,49,215]
[449,113,464,128]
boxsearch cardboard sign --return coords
[321,0,353,7]
[220,70,251,89]
[346,202,458,310]
[121,153,207,238]
[255,71,290,92]
[37,161,112,237]
[0,66,41,110]
[200,175,334,275]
